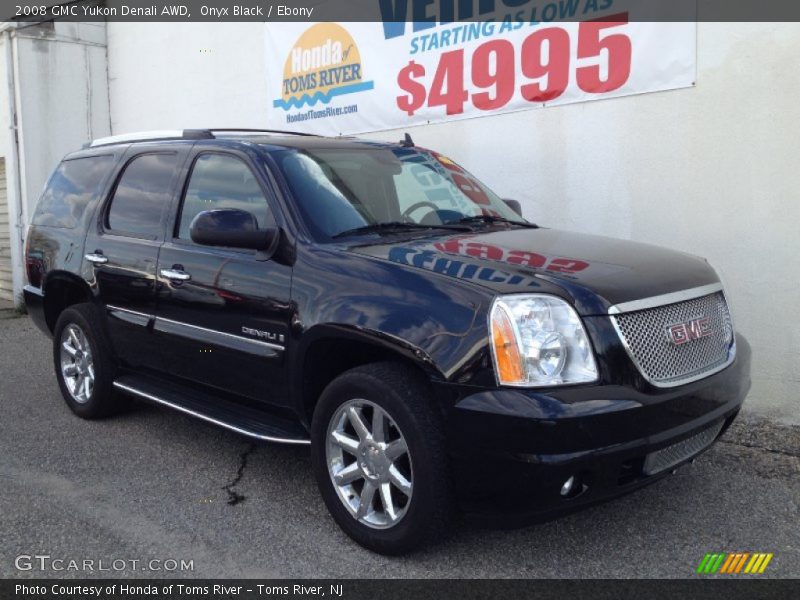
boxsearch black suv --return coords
[24,129,750,554]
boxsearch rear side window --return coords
[177,154,272,240]
[33,155,114,229]
[107,153,179,237]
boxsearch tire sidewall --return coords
[53,304,116,419]
[311,365,447,554]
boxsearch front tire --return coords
[53,303,122,419]
[311,362,451,555]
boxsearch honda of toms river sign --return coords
[264,3,696,135]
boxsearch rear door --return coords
[84,145,189,370]
[152,148,293,406]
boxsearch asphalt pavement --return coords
[1,315,798,578]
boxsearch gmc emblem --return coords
[666,316,713,345]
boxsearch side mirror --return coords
[503,198,523,217]
[189,209,278,254]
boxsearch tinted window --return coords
[33,155,114,229]
[177,154,271,240]
[107,153,178,237]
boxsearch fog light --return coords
[560,476,576,497]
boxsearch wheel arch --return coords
[42,272,93,333]
[292,325,444,426]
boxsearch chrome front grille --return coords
[610,289,735,387]
[643,420,724,475]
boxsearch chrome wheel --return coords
[326,399,413,529]
[59,324,95,404]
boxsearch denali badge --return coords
[666,316,712,346]
[242,326,285,343]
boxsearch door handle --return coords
[160,268,191,282]
[85,253,108,264]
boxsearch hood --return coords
[348,227,720,316]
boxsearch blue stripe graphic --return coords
[273,81,374,109]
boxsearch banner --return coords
[265,13,696,135]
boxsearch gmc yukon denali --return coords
[24,129,751,554]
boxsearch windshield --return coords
[274,146,526,241]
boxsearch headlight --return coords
[489,294,598,386]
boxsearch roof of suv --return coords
[85,129,404,152]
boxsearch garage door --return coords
[0,158,14,303]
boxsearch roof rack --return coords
[88,128,318,148]
[88,129,212,147]
[208,128,318,137]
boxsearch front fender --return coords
[289,244,498,397]
[294,323,443,381]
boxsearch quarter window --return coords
[107,153,178,237]
[33,155,114,229]
[177,154,271,240]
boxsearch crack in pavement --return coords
[222,443,257,506]
[718,438,800,459]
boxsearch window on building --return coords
[107,153,178,237]
[33,155,114,229]
[177,154,272,240]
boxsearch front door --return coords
[152,150,293,406]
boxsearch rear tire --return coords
[53,303,123,419]
[311,362,451,555]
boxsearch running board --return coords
[113,375,310,445]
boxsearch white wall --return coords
[108,23,268,131]
[0,37,8,148]
[107,22,799,423]
[0,35,16,304]
[15,22,111,221]
[0,22,111,306]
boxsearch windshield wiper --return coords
[448,215,539,228]
[332,221,469,239]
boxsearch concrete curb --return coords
[0,299,23,319]
[722,410,800,458]
[0,295,24,317]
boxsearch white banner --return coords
[265,15,696,135]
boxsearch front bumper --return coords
[442,334,751,521]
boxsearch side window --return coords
[33,155,114,229]
[177,154,271,240]
[107,153,179,237]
